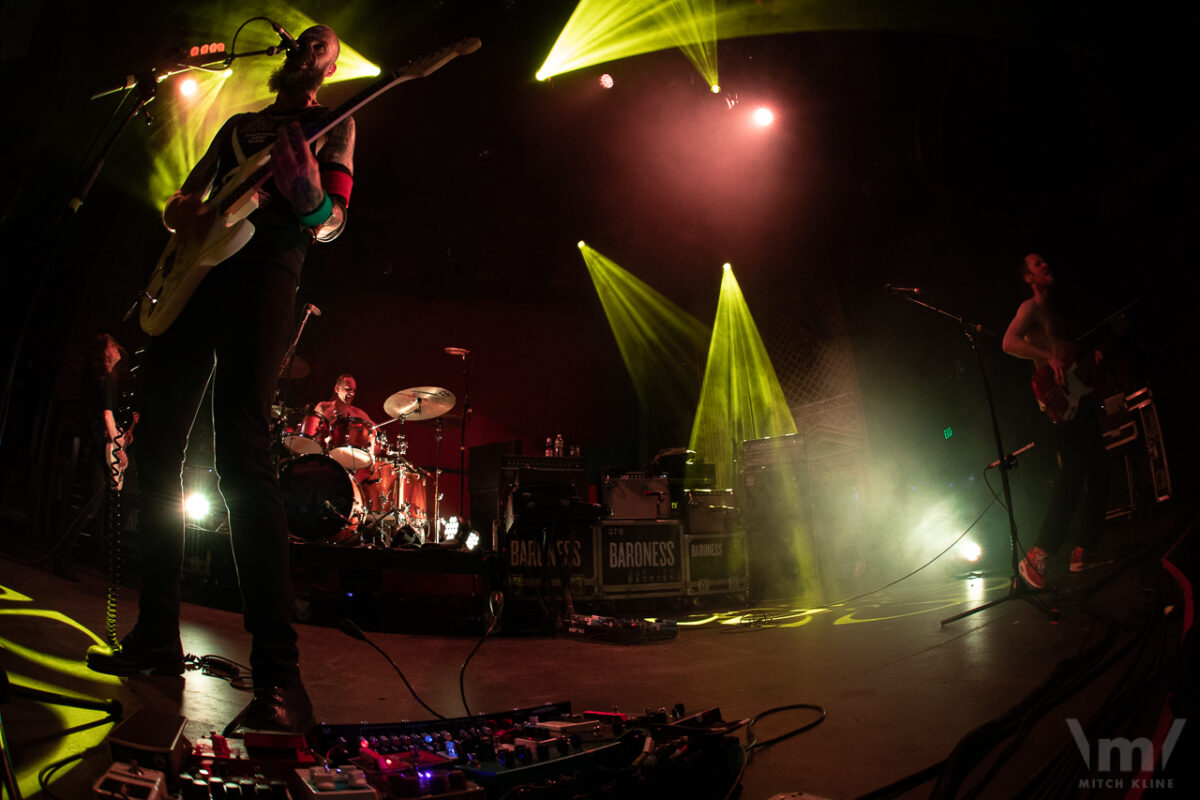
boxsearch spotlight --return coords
[957,540,983,563]
[710,83,720,94]
[444,516,460,541]
[465,530,480,551]
[577,240,586,249]
[752,106,774,127]
[599,73,614,89]
[179,77,199,98]
[184,492,210,520]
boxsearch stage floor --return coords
[2,507,1195,799]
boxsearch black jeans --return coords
[134,245,302,686]
[1034,406,1110,555]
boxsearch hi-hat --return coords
[383,386,456,421]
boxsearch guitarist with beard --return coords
[88,24,354,737]
[1002,253,1111,590]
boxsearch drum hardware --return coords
[380,386,455,542]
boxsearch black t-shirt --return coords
[206,105,335,278]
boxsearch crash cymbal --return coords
[282,356,310,380]
[383,386,456,421]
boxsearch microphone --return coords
[444,346,470,358]
[988,441,1036,470]
[322,500,352,525]
[885,283,923,295]
[271,21,300,55]
[305,303,322,316]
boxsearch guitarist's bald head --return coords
[302,25,341,65]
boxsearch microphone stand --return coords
[458,353,472,528]
[887,293,1055,624]
[432,419,444,542]
[445,346,472,532]
[270,304,319,468]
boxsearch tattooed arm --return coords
[271,116,355,242]
[313,116,355,242]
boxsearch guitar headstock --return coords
[404,37,482,79]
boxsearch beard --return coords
[268,59,325,95]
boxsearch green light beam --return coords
[580,241,711,431]
[537,0,719,90]
[689,262,795,489]
[538,0,1054,82]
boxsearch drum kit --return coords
[275,386,456,548]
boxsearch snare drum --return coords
[282,409,328,455]
[329,415,375,470]
[279,454,365,545]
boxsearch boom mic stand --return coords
[886,290,1055,624]
[445,347,472,530]
[271,303,320,466]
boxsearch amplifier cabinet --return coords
[504,522,598,598]
[597,520,684,597]
[602,472,670,519]
[683,531,749,600]
[682,489,738,534]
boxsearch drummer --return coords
[314,374,374,427]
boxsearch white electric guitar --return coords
[138,37,481,336]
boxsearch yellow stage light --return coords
[689,263,796,488]
[580,242,710,434]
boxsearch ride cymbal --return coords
[383,386,456,421]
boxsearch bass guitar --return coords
[1030,342,1098,424]
[137,37,481,336]
[1030,303,1134,424]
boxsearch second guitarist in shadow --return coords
[1003,253,1111,590]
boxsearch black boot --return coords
[87,627,185,676]
[223,681,314,737]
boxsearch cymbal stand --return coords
[389,416,410,526]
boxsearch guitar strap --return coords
[231,123,248,165]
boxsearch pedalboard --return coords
[160,701,742,798]
[93,761,168,799]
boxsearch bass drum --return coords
[279,454,364,545]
